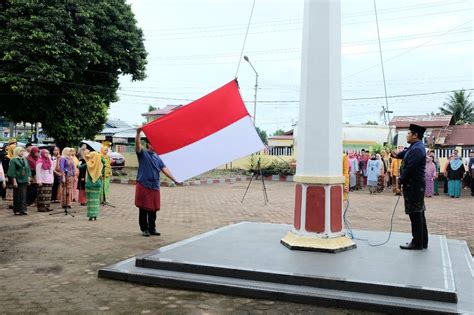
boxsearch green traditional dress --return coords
[79,163,104,219]
[7,157,31,214]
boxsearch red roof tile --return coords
[428,125,474,146]
[444,125,474,145]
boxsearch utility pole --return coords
[244,55,259,125]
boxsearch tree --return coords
[148,105,157,112]
[255,126,268,144]
[0,1,147,148]
[439,90,473,125]
[365,121,379,125]
[272,129,286,136]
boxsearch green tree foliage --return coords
[148,105,157,112]
[439,90,473,125]
[0,1,147,148]
[272,129,286,136]
[365,120,379,125]
[255,126,268,144]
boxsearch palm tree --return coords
[439,90,473,125]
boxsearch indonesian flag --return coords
[142,80,265,182]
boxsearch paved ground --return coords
[0,181,472,314]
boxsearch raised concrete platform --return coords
[99,222,474,314]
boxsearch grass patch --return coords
[112,167,248,182]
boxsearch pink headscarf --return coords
[39,149,52,170]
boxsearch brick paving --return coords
[0,181,472,314]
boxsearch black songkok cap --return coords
[409,124,426,137]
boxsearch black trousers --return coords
[27,183,37,205]
[139,208,156,232]
[0,184,6,199]
[408,212,428,247]
[13,183,28,213]
[470,177,474,196]
[51,176,60,201]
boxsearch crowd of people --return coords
[343,148,474,198]
[0,138,113,220]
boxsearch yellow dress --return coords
[342,153,350,200]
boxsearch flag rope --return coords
[234,0,256,78]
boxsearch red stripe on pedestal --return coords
[330,185,343,232]
[294,184,302,230]
[305,186,325,233]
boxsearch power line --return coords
[142,1,468,34]
[116,88,473,103]
[145,39,472,66]
[144,8,473,40]
[146,28,470,61]
[343,19,474,79]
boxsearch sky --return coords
[110,0,474,134]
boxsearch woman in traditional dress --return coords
[77,149,87,206]
[7,147,31,215]
[51,146,62,203]
[342,153,350,200]
[0,145,8,200]
[366,154,380,194]
[348,153,358,192]
[424,156,437,198]
[429,151,440,196]
[78,151,104,220]
[5,139,17,208]
[0,158,6,198]
[447,156,465,198]
[376,153,385,193]
[100,144,111,205]
[26,146,39,206]
[36,149,54,212]
[70,148,80,202]
[60,148,75,208]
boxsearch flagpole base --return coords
[281,231,356,253]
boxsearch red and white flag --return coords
[143,80,265,182]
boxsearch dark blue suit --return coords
[396,140,428,248]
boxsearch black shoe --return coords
[93,217,97,221]
[406,242,428,249]
[150,230,161,236]
[20,212,28,215]
[89,217,93,221]
[142,230,150,237]
[400,242,423,250]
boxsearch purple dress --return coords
[425,161,437,197]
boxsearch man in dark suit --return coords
[393,124,428,250]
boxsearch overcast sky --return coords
[110,0,473,134]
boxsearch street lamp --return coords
[244,55,259,125]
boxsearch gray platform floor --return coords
[100,222,474,314]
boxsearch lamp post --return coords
[244,55,259,125]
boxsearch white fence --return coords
[434,148,472,159]
[265,146,293,156]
